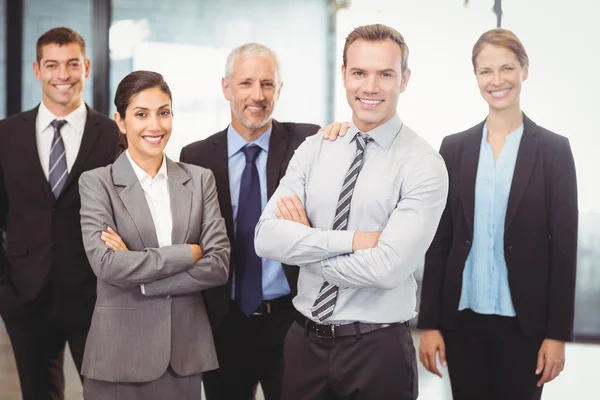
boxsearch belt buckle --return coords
[251,301,271,316]
[315,324,336,338]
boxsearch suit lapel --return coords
[113,153,159,248]
[167,158,192,245]
[459,121,485,237]
[61,105,104,196]
[266,120,287,198]
[21,107,55,202]
[505,114,538,231]
[209,130,235,243]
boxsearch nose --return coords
[492,71,502,86]
[57,64,70,81]
[363,75,379,94]
[251,82,265,102]
[148,114,160,131]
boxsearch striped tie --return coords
[311,132,373,321]
[49,119,68,199]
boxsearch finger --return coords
[277,198,294,220]
[282,196,302,222]
[439,342,447,367]
[339,121,350,136]
[325,122,341,141]
[538,363,552,387]
[290,196,309,225]
[535,349,544,375]
[275,209,283,219]
[427,351,442,378]
[323,123,336,139]
[103,239,119,251]
[548,361,563,383]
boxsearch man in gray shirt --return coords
[255,24,448,399]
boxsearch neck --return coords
[352,113,395,133]
[129,150,163,178]
[43,97,83,118]
[486,104,523,136]
[230,117,271,142]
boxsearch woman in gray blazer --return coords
[78,70,230,399]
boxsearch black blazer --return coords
[180,120,319,328]
[418,114,578,342]
[0,105,120,319]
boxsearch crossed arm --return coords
[79,171,229,292]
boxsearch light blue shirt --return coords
[458,123,524,316]
[228,124,290,301]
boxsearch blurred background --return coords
[1,0,599,398]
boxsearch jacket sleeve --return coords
[417,137,455,329]
[546,138,578,342]
[142,170,230,296]
[79,170,194,286]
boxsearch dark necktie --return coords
[311,132,373,321]
[49,119,68,199]
[235,145,263,316]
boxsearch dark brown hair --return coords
[472,28,529,70]
[36,27,86,63]
[343,24,409,71]
[114,70,173,154]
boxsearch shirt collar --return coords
[38,101,87,134]
[348,114,403,148]
[227,123,272,158]
[482,123,525,146]
[125,149,168,184]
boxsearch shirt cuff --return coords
[326,230,355,256]
[140,284,146,295]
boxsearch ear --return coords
[84,59,91,79]
[522,64,529,82]
[222,77,232,101]
[341,64,347,88]
[114,111,127,134]
[399,67,411,94]
[33,61,41,81]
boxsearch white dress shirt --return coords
[36,101,87,179]
[255,115,449,324]
[126,150,172,294]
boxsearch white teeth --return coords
[491,89,510,98]
[55,84,73,90]
[360,99,381,105]
[144,136,161,143]
[247,106,262,110]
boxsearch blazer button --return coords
[465,240,471,246]
[506,244,513,250]
[164,295,171,300]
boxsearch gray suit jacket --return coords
[78,152,230,383]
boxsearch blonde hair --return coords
[472,28,529,70]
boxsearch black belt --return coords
[250,294,294,316]
[294,310,409,339]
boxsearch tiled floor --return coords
[1,319,598,399]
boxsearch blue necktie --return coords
[49,119,68,199]
[235,145,263,316]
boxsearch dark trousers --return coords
[281,319,418,400]
[202,297,294,400]
[444,309,544,400]
[1,288,90,400]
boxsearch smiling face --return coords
[115,87,172,163]
[342,39,410,133]
[33,43,90,116]
[222,54,281,135]
[474,43,528,113]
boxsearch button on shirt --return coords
[36,101,87,179]
[458,123,524,316]
[255,115,448,323]
[227,124,290,301]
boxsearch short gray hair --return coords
[225,43,282,84]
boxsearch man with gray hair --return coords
[180,43,325,400]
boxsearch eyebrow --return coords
[43,58,81,65]
[131,104,171,111]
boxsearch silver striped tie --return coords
[311,132,373,321]
[49,119,68,199]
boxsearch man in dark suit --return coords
[180,43,320,400]
[0,27,119,399]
